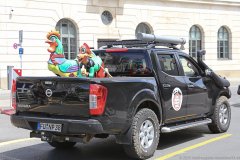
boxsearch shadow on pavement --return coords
[158,125,210,150]
[1,136,132,160]
[1,126,211,160]
[232,103,240,108]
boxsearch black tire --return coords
[123,108,160,159]
[208,96,231,133]
[48,141,76,149]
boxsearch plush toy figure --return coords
[46,30,79,77]
[77,43,107,78]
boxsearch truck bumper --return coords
[11,115,104,135]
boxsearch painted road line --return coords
[0,138,37,147]
[156,133,232,160]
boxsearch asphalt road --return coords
[0,83,239,160]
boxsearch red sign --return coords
[13,69,22,77]
[13,43,18,49]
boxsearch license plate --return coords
[37,123,62,132]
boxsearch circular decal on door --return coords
[171,87,183,111]
[45,89,53,97]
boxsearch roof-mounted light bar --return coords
[137,33,186,50]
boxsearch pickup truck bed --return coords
[12,76,159,135]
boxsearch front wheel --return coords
[123,108,160,159]
[208,96,231,133]
[48,141,76,149]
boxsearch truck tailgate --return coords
[15,77,90,118]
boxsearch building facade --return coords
[0,0,240,89]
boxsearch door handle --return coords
[187,83,195,88]
[163,84,171,88]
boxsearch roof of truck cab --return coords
[94,47,190,57]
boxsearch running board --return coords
[161,118,212,133]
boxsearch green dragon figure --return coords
[77,43,107,78]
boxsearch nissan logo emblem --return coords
[45,89,53,97]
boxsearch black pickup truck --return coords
[11,34,231,159]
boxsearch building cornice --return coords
[166,0,240,6]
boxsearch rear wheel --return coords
[48,141,76,149]
[208,96,231,133]
[123,108,160,159]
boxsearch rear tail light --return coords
[89,84,108,115]
[11,80,17,110]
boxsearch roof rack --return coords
[98,33,186,50]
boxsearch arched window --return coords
[135,22,153,37]
[189,25,202,58]
[56,19,77,59]
[217,26,229,59]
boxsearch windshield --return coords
[95,51,153,77]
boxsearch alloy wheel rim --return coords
[219,104,228,125]
[139,119,155,149]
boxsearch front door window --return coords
[179,56,200,77]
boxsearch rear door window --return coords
[95,51,153,77]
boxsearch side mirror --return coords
[205,68,212,76]
[238,85,240,95]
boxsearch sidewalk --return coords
[0,89,11,114]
